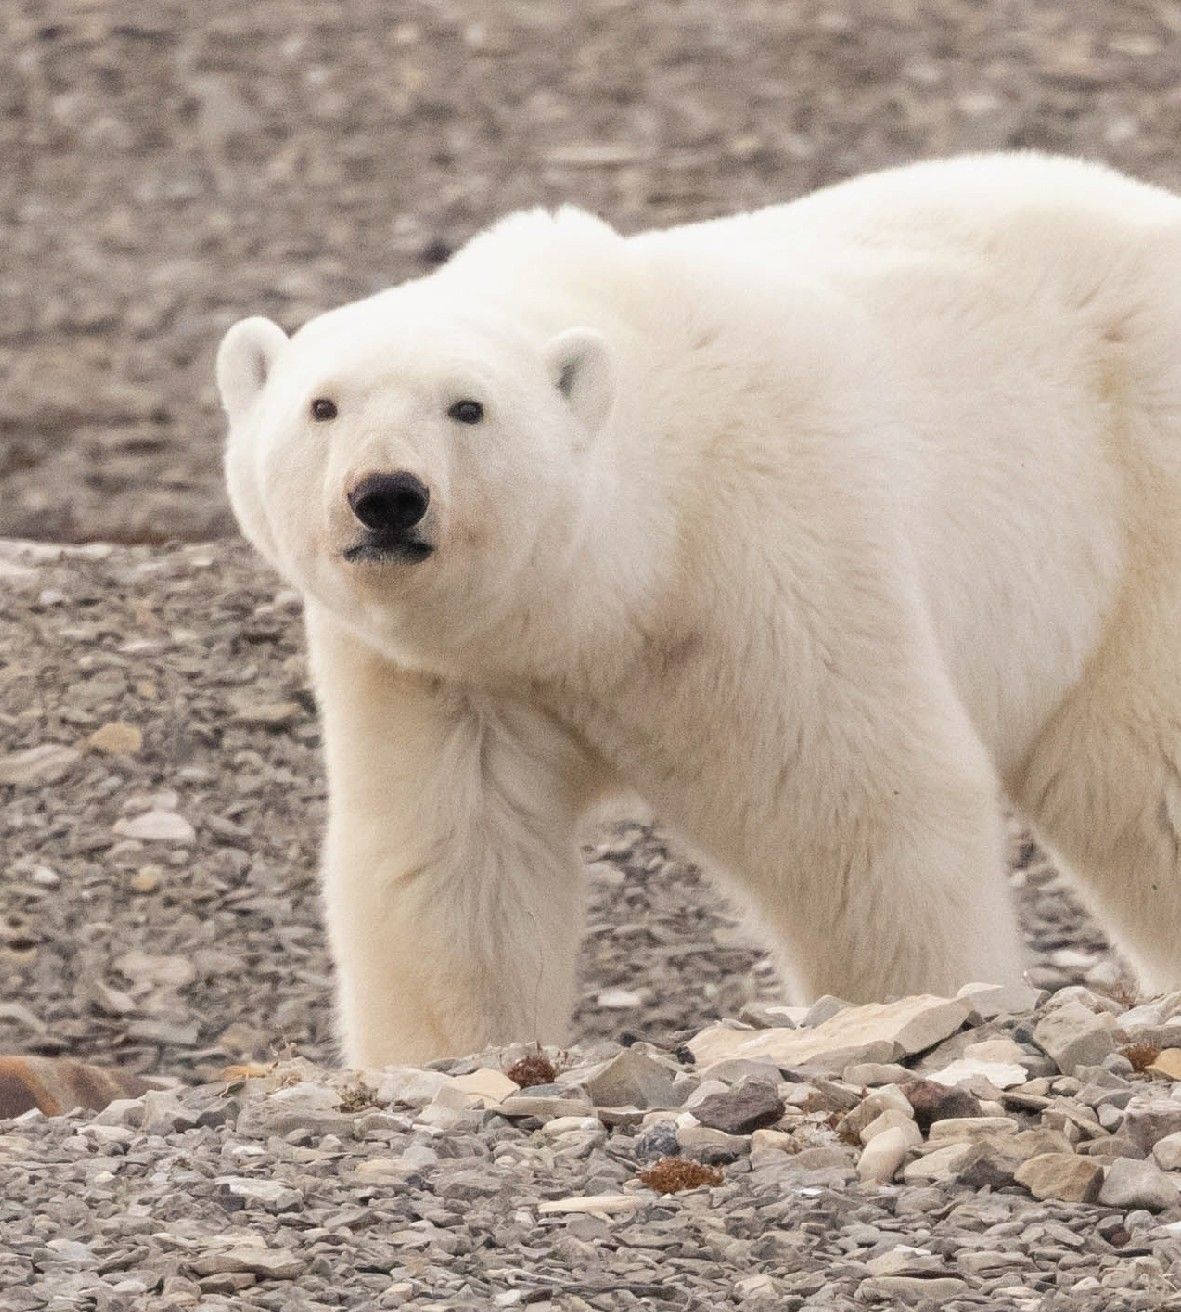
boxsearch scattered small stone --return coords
[233,701,303,729]
[536,1194,642,1215]
[113,810,196,844]
[596,988,644,1009]
[0,743,81,786]
[86,721,143,754]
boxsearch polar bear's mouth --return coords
[342,533,435,564]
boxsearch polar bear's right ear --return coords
[216,316,289,418]
[546,328,614,439]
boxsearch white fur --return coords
[219,153,1181,1066]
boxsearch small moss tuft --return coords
[638,1157,724,1194]
[1122,1043,1162,1073]
[505,1053,558,1088]
[338,1079,379,1113]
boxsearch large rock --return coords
[1032,1000,1118,1074]
[688,995,969,1074]
[1098,1158,1181,1212]
[583,1049,680,1109]
[1152,1131,1181,1171]
[956,981,1044,1022]
[955,1128,1074,1189]
[1123,1094,1181,1152]
[690,1080,785,1135]
[1014,1152,1103,1203]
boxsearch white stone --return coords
[860,1109,919,1144]
[537,1194,641,1216]
[1152,1131,1181,1171]
[1099,1157,1181,1212]
[858,1126,916,1183]
[901,1142,972,1183]
[113,810,196,844]
[0,743,81,786]
[374,1067,456,1108]
[928,1116,1019,1144]
[689,995,970,1074]
[451,1068,518,1103]
[926,1056,1027,1090]
[956,981,1044,1020]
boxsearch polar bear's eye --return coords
[311,397,338,422]
[447,399,484,425]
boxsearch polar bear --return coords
[218,152,1181,1067]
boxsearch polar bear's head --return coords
[217,283,616,668]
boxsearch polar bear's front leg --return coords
[305,606,603,1068]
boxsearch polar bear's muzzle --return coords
[342,471,435,564]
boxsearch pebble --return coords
[112,810,196,844]
[86,721,143,754]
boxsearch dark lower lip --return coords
[342,536,434,564]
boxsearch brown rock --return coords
[1014,1152,1103,1203]
[691,1080,785,1135]
[86,721,143,755]
[0,1055,154,1118]
[901,1079,983,1131]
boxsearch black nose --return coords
[347,472,430,537]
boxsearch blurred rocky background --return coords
[5,0,1181,543]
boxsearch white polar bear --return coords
[218,152,1181,1068]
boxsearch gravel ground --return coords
[5,540,1178,1311]
[6,1,1181,542]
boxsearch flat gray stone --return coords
[1099,1158,1181,1212]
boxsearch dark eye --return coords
[448,399,484,424]
[311,397,337,422]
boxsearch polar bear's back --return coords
[644,155,1181,772]
[656,152,1181,268]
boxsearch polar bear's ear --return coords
[546,328,614,438]
[217,316,289,418]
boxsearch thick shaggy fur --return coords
[219,153,1181,1067]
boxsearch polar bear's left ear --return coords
[546,328,614,438]
[217,316,289,419]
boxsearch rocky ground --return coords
[3,541,1181,1310]
[6,1,1181,544]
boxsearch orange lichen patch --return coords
[1122,1043,1162,1073]
[505,1053,558,1088]
[219,1062,275,1083]
[638,1157,724,1194]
